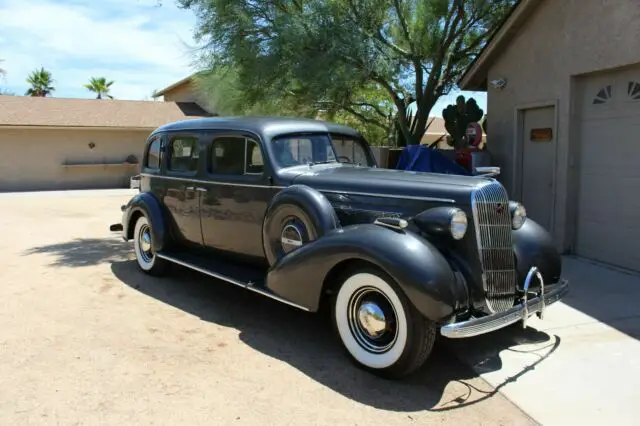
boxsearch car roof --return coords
[150,116,362,141]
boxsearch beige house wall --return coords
[162,82,214,113]
[162,82,198,103]
[0,128,151,191]
[485,0,640,251]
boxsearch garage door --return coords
[576,66,640,271]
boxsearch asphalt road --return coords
[0,189,535,425]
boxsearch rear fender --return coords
[122,192,168,252]
[265,223,467,323]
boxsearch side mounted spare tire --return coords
[262,184,340,266]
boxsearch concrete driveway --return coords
[448,257,640,426]
[0,190,533,425]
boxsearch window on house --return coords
[628,81,640,100]
[168,136,199,172]
[593,84,613,104]
[210,136,264,175]
[146,138,161,169]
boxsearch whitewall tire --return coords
[133,215,169,276]
[332,266,436,379]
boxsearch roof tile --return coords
[0,95,213,129]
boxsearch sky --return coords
[0,0,486,116]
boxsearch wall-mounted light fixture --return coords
[490,78,507,90]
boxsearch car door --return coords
[161,132,203,248]
[199,132,276,263]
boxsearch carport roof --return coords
[0,95,214,129]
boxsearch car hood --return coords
[290,165,492,204]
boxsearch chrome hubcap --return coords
[347,286,398,354]
[138,224,153,263]
[357,302,387,338]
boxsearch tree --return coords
[0,59,11,95]
[192,65,395,145]
[25,67,55,97]
[178,0,515,145]
[84,77,115,99]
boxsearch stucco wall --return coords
[162,83,197,103]
[0,128,150,191]
[486,0,640,250]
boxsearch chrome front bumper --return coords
[440,266,569,339]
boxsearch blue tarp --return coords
[396,144,471,175]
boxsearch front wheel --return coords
[133,215,169,276]
[332,266,436,379]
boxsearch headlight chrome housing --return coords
[509,201,527,229]
[450,209,468,240]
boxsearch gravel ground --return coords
[0,190,535,425]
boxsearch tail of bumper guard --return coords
[440,266,569,339]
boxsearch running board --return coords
[155,252,310,312]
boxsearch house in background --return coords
[153,73,215,110]
[0,96,212,192]
[459,0,640,272]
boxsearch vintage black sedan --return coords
[112,116,569,379]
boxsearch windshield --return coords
[271,134,338,167]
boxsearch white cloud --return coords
[0,0,200,99]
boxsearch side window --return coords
[168,136,199,173]
[210,136,264,175]
[146,138,161,169]
[246,139,264,174]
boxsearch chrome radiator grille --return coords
[471,181,518,313]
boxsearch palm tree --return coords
[25,67,55,97]
[84,77,114,99]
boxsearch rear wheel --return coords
[331,266,436,379]
[133,215,169,276]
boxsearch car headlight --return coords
[509,201,527,229]
[450,209,468,240]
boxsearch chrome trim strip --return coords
[155,253,310,312]
[318,188,455,203]
[139,173,456,203]
[440,278,569,339]
[139,173,284,189]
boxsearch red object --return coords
[455,147,479,172]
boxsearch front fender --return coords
[265,224,466,323]
[512,218,562,286]
[122,192,168,252]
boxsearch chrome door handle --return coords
[186,186,195,191]
[195,187,208,192]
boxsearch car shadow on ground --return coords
[23,237,132,267]
[23,236,559,412]
[109,257,558,413]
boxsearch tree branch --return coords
[392,0,413,49]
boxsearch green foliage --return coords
[84,77,115,99]
[192,65,395,145]
[178,0,515,144]
[25,67,55,97]
[442,95,483,148]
